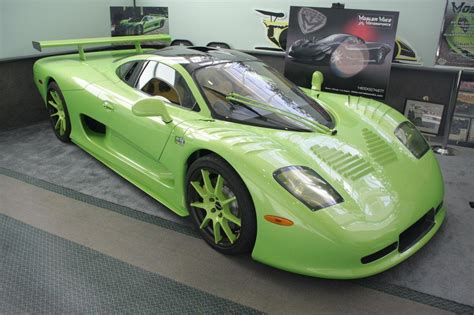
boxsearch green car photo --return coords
[114,14,167,35]
[32,35,445,279]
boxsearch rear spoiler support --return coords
[32,34,171,61]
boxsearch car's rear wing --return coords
[32,34,171,61]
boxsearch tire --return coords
[279,28,288,50]
[186,154,257,255]
[137,25,144,35]
[46,82,71,143]
[159,20,165,28]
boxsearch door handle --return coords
[103,101,114,111]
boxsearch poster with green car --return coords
[111,6,168,38]
[436,0,474,66]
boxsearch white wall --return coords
[1,0,131,58]
[0,0,4,58]
[0,0,447,66]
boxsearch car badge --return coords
[298,8,327,34]
[175,136,185,145]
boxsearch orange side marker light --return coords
[264,215,294,226]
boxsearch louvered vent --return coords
[311,145,374,181]
[362,129,397,165]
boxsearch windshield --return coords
[194,61,334,131]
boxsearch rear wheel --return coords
[186,154,256,255]
[46,82,71,143]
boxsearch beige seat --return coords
[142,78,180,104]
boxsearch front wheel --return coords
[46,82,71,143]
[186,154,257,255]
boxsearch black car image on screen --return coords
[288,34,391,65]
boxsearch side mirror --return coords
[132,96,172,123]
[311,71,324,91]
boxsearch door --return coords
[100,60,197,173]
[143,16,153,32]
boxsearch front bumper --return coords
[253,207,446,279]
[251,202,445,279]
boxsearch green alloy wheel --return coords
[46,82,71,142]
[187,155,256,255]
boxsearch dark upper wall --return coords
[0,57,47,131]
[0,51,458,135]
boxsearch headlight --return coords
[273,166,343,211]
[394,121,430,159]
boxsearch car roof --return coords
[151,46,259,72]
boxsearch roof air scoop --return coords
[190,46,218,52]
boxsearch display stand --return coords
[433,69,463,155]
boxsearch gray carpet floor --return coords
[0,121,473,307]
[0,213,260,314]
[0,122,187,225]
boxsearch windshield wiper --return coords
[226,92,337,135]
[203,86,299,129]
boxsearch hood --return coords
[272,94,442,229]
[191,93,443,231]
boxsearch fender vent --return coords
[362,129,397,165]
[311,146,374,181]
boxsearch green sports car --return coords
[114,15,167,36]
[32,35,445,279]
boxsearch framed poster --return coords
[284,7,399,100]
[110,6,169,44]
[448,73,474,147]
[436,0,474,67]
[449,116,471,142]
[404,99,445,135]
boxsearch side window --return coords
[137,61,197,110]
[117,61,146,87]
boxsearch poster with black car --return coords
[110,6,168,43]
[436,1,474,67]
[284,7,399,99]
